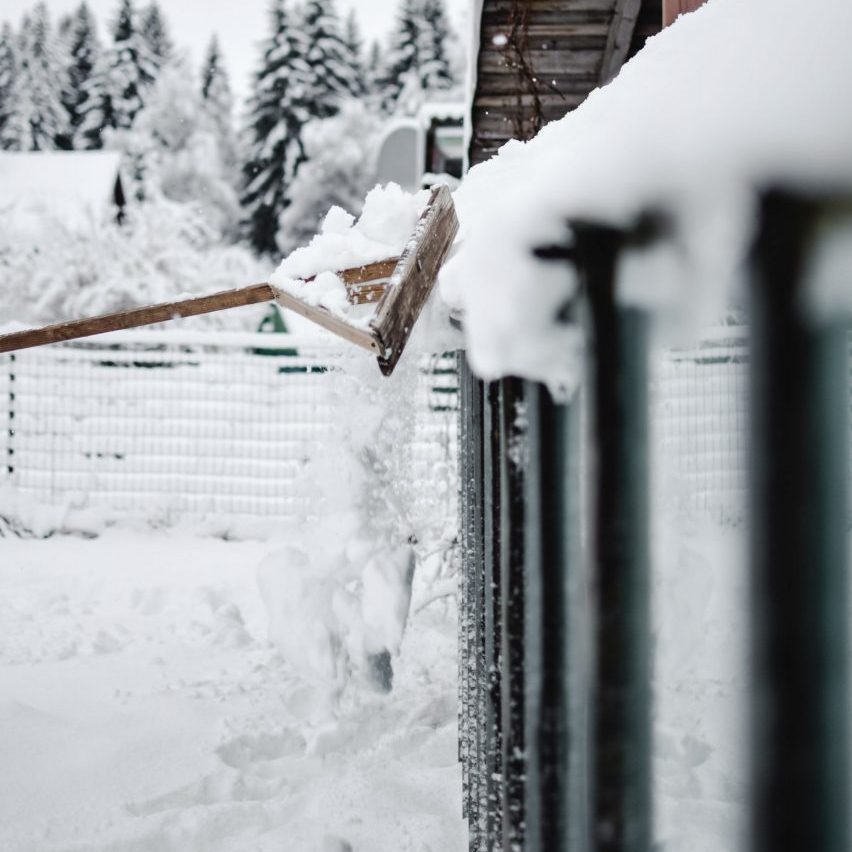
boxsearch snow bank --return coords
[270,183,429,321]
[0,531,464,852]
[442,0,852,388]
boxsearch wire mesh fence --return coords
[0,331,458,531]
[652,327,749,524]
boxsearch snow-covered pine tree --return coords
[302,0,359,119]
[76,0,156,146]
[201,34,231,111]
[343,10,366,98]
[201,35,238,172]
[417,0,454,93]
[241,0,312,254]
[140,1,172,71]
[0,23,19,148]
[59,2,101,150]
[365,40,384,99]
[12,3,69,150]
[377,0,421,113]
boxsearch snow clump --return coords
[270,183,429,320]
[442,0,852,390]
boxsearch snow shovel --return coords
[0,185,458,377]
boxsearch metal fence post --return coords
[6,353,15,476]
[523,379,577,852]
[499,376,527,852]
[573,220,652,852]
[459,354,488,849]
[748,189,850,852]
[484,380,504,848]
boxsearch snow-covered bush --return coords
[0,196,267,327]
[276,102,381,255]
[108,58,241,240]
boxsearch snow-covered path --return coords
[0,531,465,852]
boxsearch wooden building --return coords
[469,0,664,166]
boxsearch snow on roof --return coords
[442,0,852,391]
[417,101,466,126]
[0,151,123,234]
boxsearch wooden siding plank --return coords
[600,0,644,84]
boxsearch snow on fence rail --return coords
[0,330,458,531]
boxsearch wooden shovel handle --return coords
[0,258,401,355]
[0,284,276,354]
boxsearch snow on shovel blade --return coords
[270,183,459,375]
[0,186,458,377]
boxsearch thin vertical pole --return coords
[7,353,15,476]
[524,380,575,852]
[499,376,527,852]
[748,190,850,852]
[575,222,652,852]
[473,373,487,851]
[484,380,504,848]
[459,352,475,826]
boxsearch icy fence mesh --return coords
[0,331,458,530]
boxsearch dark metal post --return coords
[499,376,528,852]
[523,380,577,852]
[574,221,652,852]
[458,353,474,826]
[483,380,504,848]
[748,190,850,852]
[7,353,15,476]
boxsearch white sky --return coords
[2,0,470,103]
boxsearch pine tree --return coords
[302,0,359,119]
[241,0,313,254]
[11,3,69,150]
[0,23,19,148]
[418,0,454,93]
[77,0,157,147]
[140,1,172,71]
[365,40,383,97]
[343,10,366,97]
[201,35,238,171]
[377,0,421,112]
[59,2,101,149]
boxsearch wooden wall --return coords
[469,0,663,167]
[663,0,708,27]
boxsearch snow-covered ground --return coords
[654,521,747,852]
[0,529,465,852]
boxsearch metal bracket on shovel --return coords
[0,185,459,377]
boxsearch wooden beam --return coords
[0,259,400,355]
[371,184,459,375]
[0,283,276,354]
[270,287,380,354]
[599,0,643,85]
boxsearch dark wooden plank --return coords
[481,21,611,39]
[600,0,643,83]
[371,184,459,375]
[479,48,603,74]
[0,283,276,354]
[483,0,614,15]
